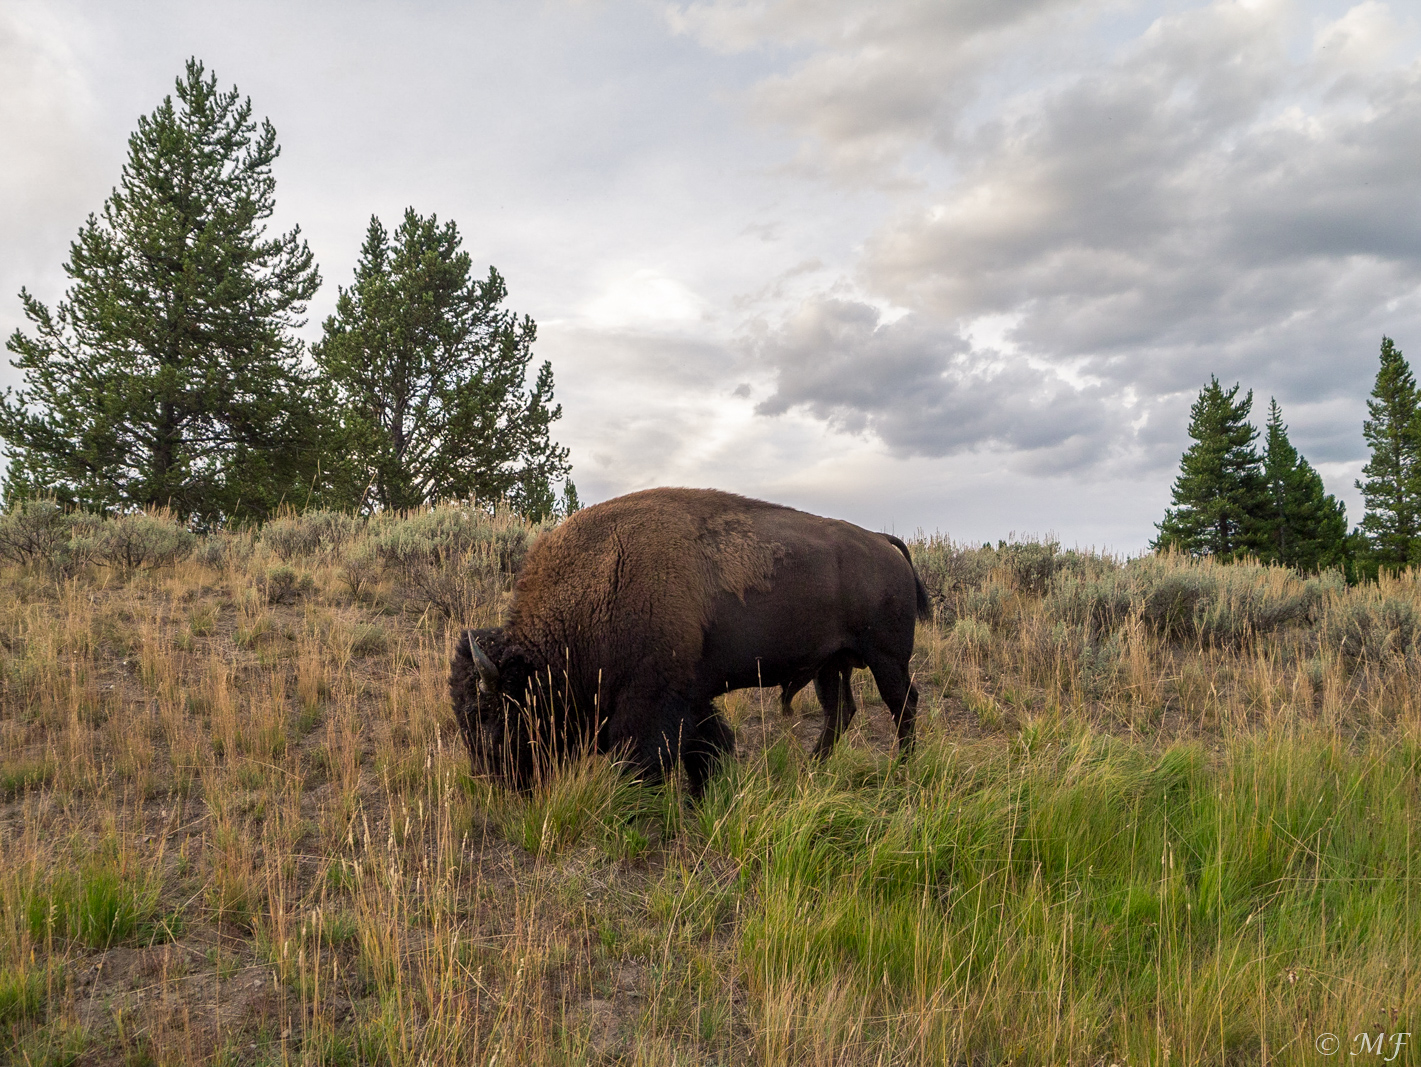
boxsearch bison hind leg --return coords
[864,656,919,755]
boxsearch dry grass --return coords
[0,513,1416,1065]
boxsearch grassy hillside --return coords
[0,505,1417,1065]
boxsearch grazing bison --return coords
[450,487,929,795]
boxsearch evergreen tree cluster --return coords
[1158,337,1421,578]
[0,60,574,527]
[1154,378,1349,572]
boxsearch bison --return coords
[449,487,929,795]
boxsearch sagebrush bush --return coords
[949,618,992,655]
[1044,553,1333,645]
[1320,578,1421,663]
[337,540,382,599]
[366,503,545,618]
[910,535,998,612]
[265,565,314,604]
[0,500,87,574]
[261,510,358,561]
[957,580,1012,629]
[911,536,1117,622]
[368,503,537,575]
[193,529,254,572]
[86,510,195,571]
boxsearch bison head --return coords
[450,628,537,785]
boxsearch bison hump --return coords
[697,513,784,603]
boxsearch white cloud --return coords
[0,3,106,391]
[578,269,710,329]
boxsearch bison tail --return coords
[883,534,933,622]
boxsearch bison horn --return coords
[469,639,500,692]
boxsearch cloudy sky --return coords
[4,0,1420,550]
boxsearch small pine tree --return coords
[1356,336,1421,573]
[0,60,322,525]
[558,478,582,517]
[1258,398,1349,572]
[313,209,570,515]
[1155,377,1266,558]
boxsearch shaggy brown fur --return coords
[450,487,929,794]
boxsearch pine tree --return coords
[0,60,322,525]
[314,209,571,517]
[1356,336,1421,573]
[1258,398,1349,572]
[1154,377,1266,558]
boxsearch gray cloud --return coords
[863,3,1421,395]
[666,0,1096,180]
[750,296,1129,464]
[0,5,108,390]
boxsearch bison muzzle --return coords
[449,487,929,795]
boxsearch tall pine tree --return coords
[1155,377,1265,558]
[313,209,571,517]
[1258,398,1349,572]
[0,60,322,525]
[1356,336,1421,573]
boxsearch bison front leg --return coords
[683,698,734,798]
[605,689,730,798]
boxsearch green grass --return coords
[0,964,49,1027]
[489,754,680,860]
[0,758,55,800]
[697,724,1420,1064]
[23,856,165,951]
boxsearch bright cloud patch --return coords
[580,269,709,329]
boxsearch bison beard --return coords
[449,487,930,796]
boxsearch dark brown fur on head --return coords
[450,628,535,784]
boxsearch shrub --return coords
[368,503,537,575]
[265,565,314,604]
[1191,562,1323,645]
[1000,540,1062,595]
[1321,588,1419,664]
[88,510,195,572]
[909,535,1119,623]
[193,530,255,572]
[261,510,358,562]
[0,499,88,574]
[1045,553,1326,646]
[367,502,545,618]
[908,536,999,615]
[337,540,382,599]
[950,618,992,655]
[958,581,1012,629]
